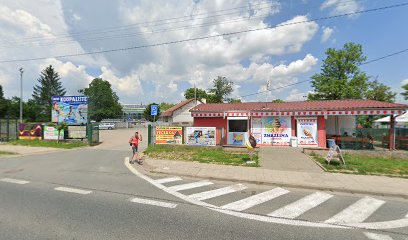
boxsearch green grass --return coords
[144,145,259,167]
[311,153,408,178]
[9,140,88,149]
[0,151,17,156]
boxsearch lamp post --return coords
[19,68,24,123]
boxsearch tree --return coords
[228,99,241,103]
[365,79,396,102]
[402,83,408,100]
[208,76,234,103]
[32,65,66,120]
[0,85,7,117]
[159,102,175,112]
[0,85,4,100]
[184,87,208,100]
[272,99,285,103]
[144,103,160,122]
[308,43,370,100]
[79,78,122,122]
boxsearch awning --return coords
[227,116,248,120]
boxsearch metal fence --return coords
[0,118,18,142]
[87,123,99,145]
[338,128,407,150]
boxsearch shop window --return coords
[229,120,248,132]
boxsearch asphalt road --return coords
[0,128,407,239]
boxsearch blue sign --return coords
[151,105,158,116]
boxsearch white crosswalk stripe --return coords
[167,180,213,192]
[268,192,333,219]
[0,178,30,184]
[188,184,248,201]
[364,232,394,240]
[130,197,177,209]
[221,187,289,212]
[54,187,92,195]
[155,177,183,184]
[325,196,385,224]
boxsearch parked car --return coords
[98,122,116,130]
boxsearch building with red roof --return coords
[160,98,204,126]
[190,99,407,149]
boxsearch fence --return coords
[87,123,99,145]
[0,118,18,142]
[338,128,407,150]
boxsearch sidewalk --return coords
[0,144,70,156]
[142,158,408,199]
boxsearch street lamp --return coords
[19,67,23,123]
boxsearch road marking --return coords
[325,196,385,224]
[0,178,29,184]
[268,192,333,219]
[130,197,177,209]
[167,180,213,192]
[155,177,183,184]
[364,232,394,240]
[188,184,248,201]
[221,187,289,212]
[54,187,92,195]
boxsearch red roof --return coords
[161,99,202,117]
[190,100,408,112]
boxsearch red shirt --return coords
[131,136,139,147]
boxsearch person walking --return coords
[129,131,143,164]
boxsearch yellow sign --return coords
[156,126,183,144]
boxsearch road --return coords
[0,128,407,239]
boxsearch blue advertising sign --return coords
[151,105,158,116]
[52,96,88,125]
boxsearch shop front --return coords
[190,100,407,149]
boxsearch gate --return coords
[0,118,18,142]
[87,123,99,145]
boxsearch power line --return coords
[1,2,406,64]
[239,47,408,99]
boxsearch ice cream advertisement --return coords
[297,118,318,146]
[257,117,292,145]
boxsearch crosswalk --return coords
[152,175,408,232]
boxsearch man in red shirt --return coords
[129,131,143,164]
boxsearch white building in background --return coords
[159,98,204,126]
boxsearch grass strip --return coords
[0,151,17,156]
[9,140,87,149]
[144,145,259,167]
[311,153,408,178]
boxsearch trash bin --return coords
[290,137,298,147]
[326,139,336,148]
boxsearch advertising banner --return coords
[68,126,86,139]
[185,127,216,146]
[18,123,42,140]
[155,126,183,144]
[251,117,291,145]
[227,132,248,145]
[52,96,88,125]
[297,118,318,146]
[43,126,64,140]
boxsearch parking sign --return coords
[151,105,158,116]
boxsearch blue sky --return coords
[0,0,407,104]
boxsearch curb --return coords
[142,162,408,200]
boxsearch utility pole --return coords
[266,79,271,102]
[194,83,197,105]
[19,68,24,123]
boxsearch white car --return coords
[98,122,116,130]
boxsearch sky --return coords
[0,0,407,105]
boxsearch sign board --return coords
[297,118,318,146]
[52,96,88,125]
[185,127,216,146]
[151,105,158,116]
[18,123,42,140]
[43,126,64,140]
[68,126,86,139]
[155,126,183,144]
[251,117,291,146]
[326,144,345,165]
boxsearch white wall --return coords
[326,115,356,135]
[172,101,201,125]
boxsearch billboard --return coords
[18,123,42,140]
[155,126,183,144]
[297,118,318,146]
[52,96,88,125]
[251,117,292,146]
[185,127,216,146]
[43,126,64,140]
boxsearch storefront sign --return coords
[185,127,216,146]
[251,117,291,145]
[44,126,64,140]
[155,126,183,144]
[297,118,318,146]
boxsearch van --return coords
[98,122,116,130]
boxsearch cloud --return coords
[321,26,334,43]
[321,0,362,16]
[401,79,408,86]
[285,89,308,101]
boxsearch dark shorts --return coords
[132,146,138,154]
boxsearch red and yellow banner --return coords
[155,126,183,144]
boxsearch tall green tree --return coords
[184,87,208,100]
[144,103,160,122]
[208,76,234,103]
[365,79,396,102]
[308,43,370,100]
[0,85,7,117]
[402,83,408,100]
[32,65,66,120]
[159,102,175,112]
[79,78,122,122]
